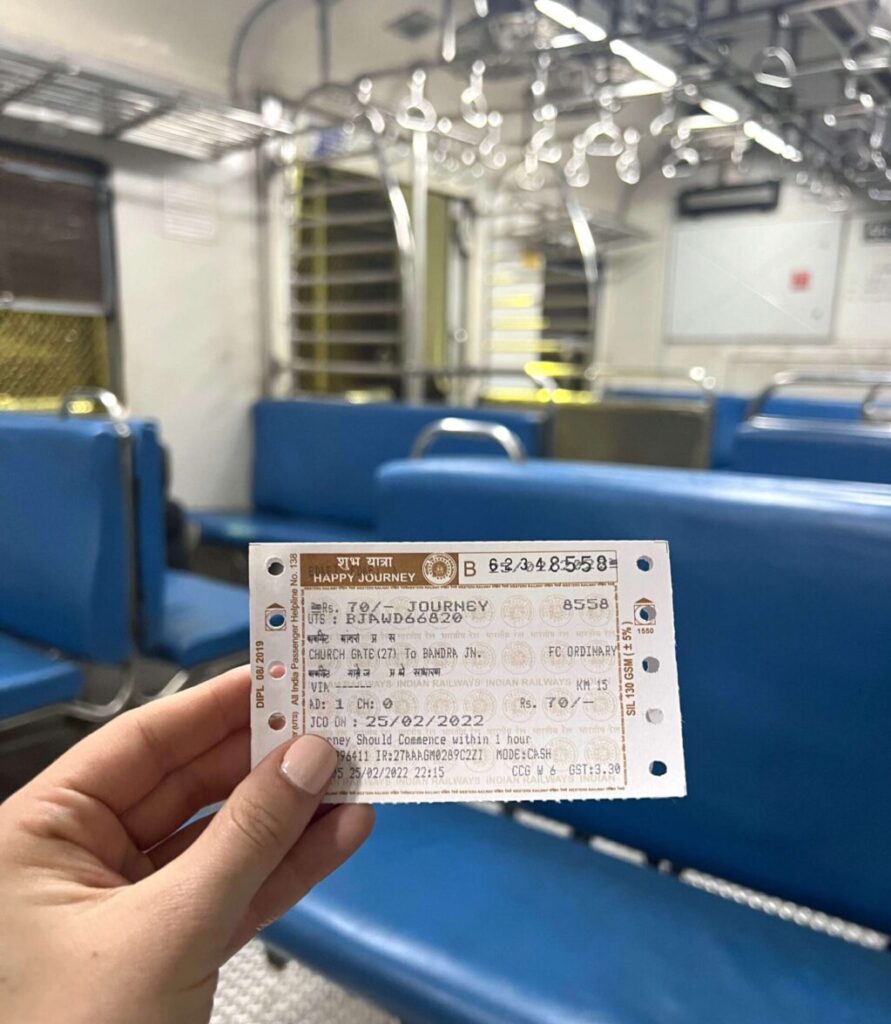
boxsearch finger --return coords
[227,804,375,957]
[31,665,250,815]
[144,780,334,869]
[147,813,215,870]
[162,734,338,931]
[122,728,250,851]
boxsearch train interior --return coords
[1,1,890,1022]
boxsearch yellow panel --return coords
[0,311,109,409]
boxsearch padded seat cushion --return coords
[154,571,249,668]
[0,414,131,662]
[0,633,83,718]
[192,510,378,546]
[264,804,891,1024]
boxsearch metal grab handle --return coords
[862,382,891,422]
[752,45,797,89]
[60,387,129,424]
[746,370,891,422]
[411,417,527,462]
[396,69,436,132]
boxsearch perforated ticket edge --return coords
[250,540,686,804]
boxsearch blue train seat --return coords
[129,421,248,670]
[0,415,132,721]
[265,803,891,1024]
[191,398,550,546]
[265,458,891,1023]
[729,417,891,484]
[712,394,861,468]
[0,634,85,720]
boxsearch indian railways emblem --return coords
[422,552,457,586]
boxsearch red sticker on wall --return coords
[790,270,811,291]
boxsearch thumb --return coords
[163,733,338,932]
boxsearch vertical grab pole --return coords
[410,126,428,404]
[396,69,435,405]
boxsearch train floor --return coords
[213,941,395,1024]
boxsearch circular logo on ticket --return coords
[464,642,495,675]
[464,600,494,628]
[583,692,618,721]
[463,689,497,721]
[501,596,533,628]
[422,553,457,586]
[551,738,577,766]
[540,595,571,627]
[503,690,536,722]
[544,690,576,721]
[585,738,620,765]
[581,595,613,627]
[425,690,457,716]
[502,640,535,674]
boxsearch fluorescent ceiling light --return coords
[610,39,678,88]
[534,0,576,28]
[700,98,739,124]
[744,119,793,157]
[575,14,606,41]
[550,32,582,47]
[534,0,606,41]
[680,114,726,131]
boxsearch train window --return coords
[0,144,116,411]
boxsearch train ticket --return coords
[250,541,685,803]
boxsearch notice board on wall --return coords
[834,216,891,342]
[664,216,842,343]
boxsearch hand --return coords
[0,665,374,1024]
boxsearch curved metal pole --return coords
[230,0,339,103]
[411,416,527,462]
[488,160,600,373]
[862,382,891,422]
[0,666,136,733]
[559,182,599,364]
[65,668,137,722]
[288,82,418,401]
[230,0,293,103]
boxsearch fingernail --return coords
[281,734,338,794]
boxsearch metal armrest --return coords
[411,416,527,462]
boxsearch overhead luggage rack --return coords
[0,43,290,160]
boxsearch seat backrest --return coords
[0,415,132,663]
[252,399,550,527]
[729,418,891,484]
[711,394,862,469]
[376,457,891,934]
[128,420,167,652]
[552,402,712,468]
